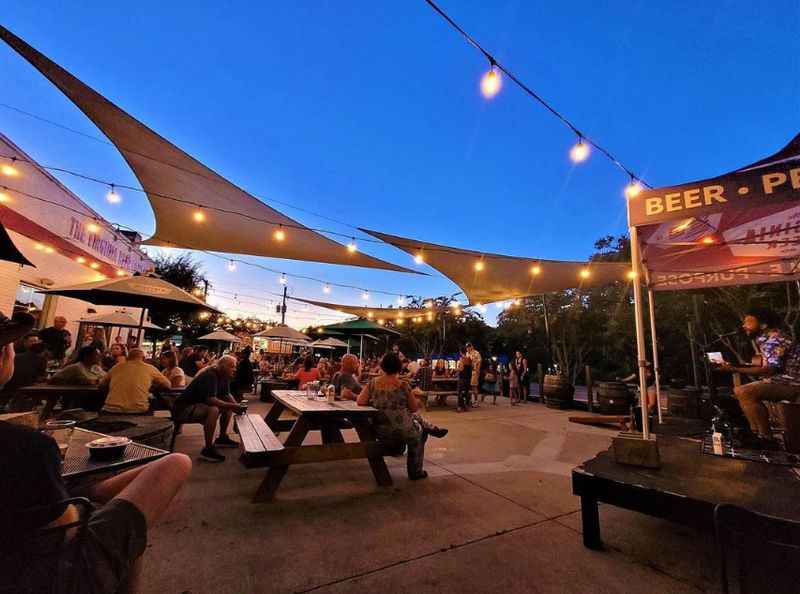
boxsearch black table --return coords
[571,419,800,550]
[62,428,168,481]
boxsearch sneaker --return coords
[409,470,428,481]
[200,446,226,462]
[429,426,448,438]
[214,435,239,448]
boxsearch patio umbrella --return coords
[197,330,241,343]
[78,311,164,330]
[40,274,221,341]
[252,324,310,355]
[310,337,348,351]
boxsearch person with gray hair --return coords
[174,355,246,462]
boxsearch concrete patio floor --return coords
[141,395,719,594]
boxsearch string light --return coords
[1,158,19,177]
[116,269,126,276]
[414,253,424,264]
[89,262,100,269]
[361,291,370,300]
[323,284,331,294]
[413,317,421,323]
[367,312,374,319]
[227,260,237,272]
[273,225,286,242]
[34,243,44,251]
[317,326,324,333]
[625,179,644,199]
[425,300,434,309]
[569,138,590,163]
[75,256,86,263]
[106,184,121,204]
[87,222,101,233]
[426,312,433,321]
[580,268,590,279]
[627,270,637,280]
[480,60,501,99]
[44,246,55,254]
[199,311,210,320]
[0,190,10,203]
[377,319,385,326]
[474,260,485,271]
[531,265,541,275]
[347,238,357,253]
[193,209,206,223]
[396,317,405,325]
[701,236,715,245]
[279,273,288,285]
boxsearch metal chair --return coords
[715,503,800,594]
[0,497,94,594]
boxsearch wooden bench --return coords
[236,414,285,465]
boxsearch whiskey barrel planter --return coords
[595,381,634,414]
[543,375,575,409]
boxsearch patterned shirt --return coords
[758,331,800,386]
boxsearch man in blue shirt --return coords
[174,355,246,462]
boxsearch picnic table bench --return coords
[235,390,392,502]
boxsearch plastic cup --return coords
[43,420,76,459]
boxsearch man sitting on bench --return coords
[717,308,800,446]
[174,356,246,462]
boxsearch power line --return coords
[423,0,651,189]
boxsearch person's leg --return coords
[88,464,150,503]
[647,386,658,413]
[203,406,220,448]
[218,410,231,438]
[115,453,192,527]
[406,428,427,478]
[735,382,800,436]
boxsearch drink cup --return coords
[43,420,76,460]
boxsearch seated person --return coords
[49,346,105,385]
[0,420,190,594]
[317,357,332,381]
[173,356,246,462]
[101,348,171,414]
[3,341,47,393]
[433,360,447,377]
[294,355,319,389]
[717,308,800,442]
[357,353,430,480]
[102,343,127,371]
[160,350,186,388]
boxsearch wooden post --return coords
[585,365,593,412]
[537,363,544,401]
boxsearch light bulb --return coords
[0,191,10,203]
[34,243,44,251]
[323,284,331,294]
[347,239,357,253]
[625,180,643,199]
[1,160,19,177]
[474,260,484,271]
[426,312,433,321]
[531,265,541,275]
[580,268,590,279]
[627,270,637,280]
[87,222,101,233]
[377,319,385,326]
[274,226,286,241]
[279,274,287,285]
[44,246,55,254]
[75,256,86,263]
[701,236,715,245]
[361,291,370,300]
[90,262,100,269]
[106,185,121,204]
[414,253,424,264]
[227,260,237,272]
[193,210,206,223]
[396,318,404,325]
[569,140,590,163]
[116,269,126,277]
[317,327,324,333]
[425,300,433,309]
[480,67,501,98]
[367,312,374,319]
[450,301,459,309]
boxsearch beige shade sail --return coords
[252,324,310,342]
[197,330,241,343]
[290,296,436,321]
[0,26,415,274]
[361,229,633,305]
[39,275,222,314]
[78,311,164,330]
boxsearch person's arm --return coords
[169,369,184,389]
[406,383,419,413]
[99,369,111,389]
[0,343,14,387]
[49,365,76,385]
[356,382,371,406]
[151,367,172,391]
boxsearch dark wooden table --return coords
[248,389,391,502]
[62,427,168,481]
[571,422,800,550]
[16,384,105,419]
[257,377,294,402]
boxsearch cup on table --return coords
[43,420,77,459]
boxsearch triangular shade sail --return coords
[197,330,241,343]
[40,275,222,313]
[361,229,632,305]
[79,311,163,330]
[0,26,415,274]
[629,132,800,291]
[290,296,436,321]
[252,324,310,342]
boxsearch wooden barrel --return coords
[543,375,574,409]
[595,381,633,414]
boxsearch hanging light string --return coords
[423,0,651,189]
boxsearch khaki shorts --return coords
[175,403,210,423]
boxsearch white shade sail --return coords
[0,26,416,274]
[361,229,632,305]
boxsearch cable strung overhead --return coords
[361,228,633,305]
[0,26,415,274]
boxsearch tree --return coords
[149,253,215,341]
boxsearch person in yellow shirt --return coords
[101,348,171,414]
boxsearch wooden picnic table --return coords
[236,389,392,503]
[62,427,168,482]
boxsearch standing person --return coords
[357,353,429,480]
[39,316,71,364]
[160,350,186,388]
[231,346,254,402]
[467,344,482,407]
[508,360,520,405]
[457,348,472,412]
[483,360,499,405]
[515,351,530,402]
[173,356,246,462]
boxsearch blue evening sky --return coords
[1,1,798,326]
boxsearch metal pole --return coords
[688,321,700,388]
[630,225,651,440]
[359,334,364,359]
[136,308,147,348]
[280,286,287,325]
[647,287,663,423]
[541,295,552,371]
